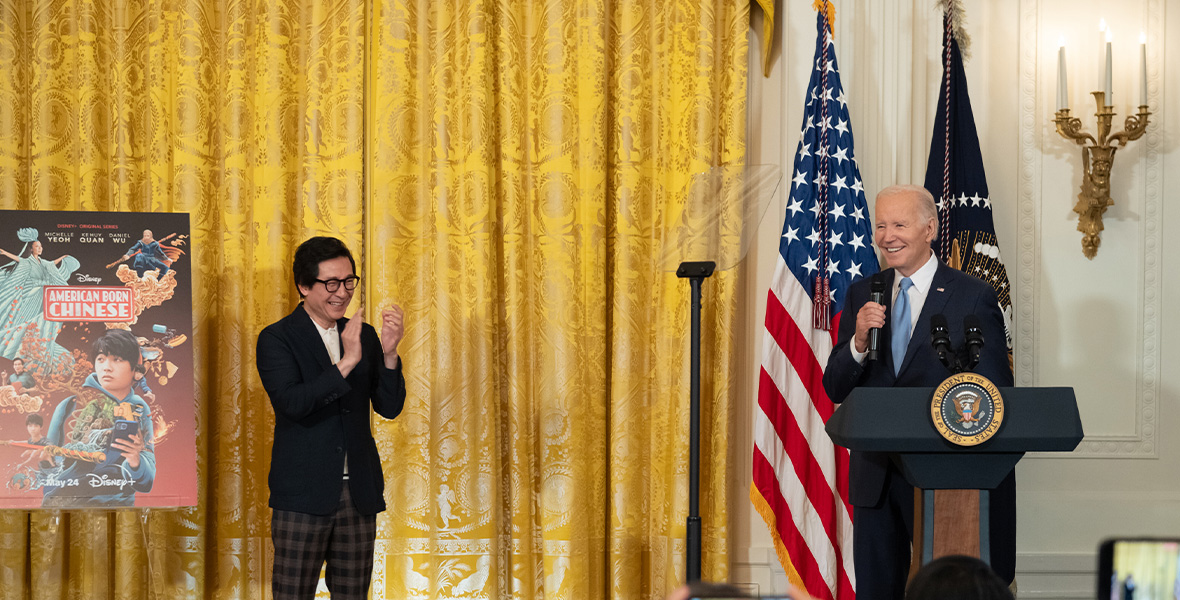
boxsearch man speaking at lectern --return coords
[822,185,1014,600]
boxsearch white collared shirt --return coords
[851,251,939,364]
[310,319,341,365]
[894,251,939,333]
[310,317,348,476]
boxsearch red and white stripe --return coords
[752,254,856,600]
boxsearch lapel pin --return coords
[936,287,945,292]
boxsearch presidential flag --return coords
[923,1,1014,357]
[751,3,875,599]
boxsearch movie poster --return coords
[0,211,196,508]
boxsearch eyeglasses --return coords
[314,276,360,292]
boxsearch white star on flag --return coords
[831,175,848,194]
[784,226,800,243]
[788,198,804,217]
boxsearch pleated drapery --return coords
[0,0,750,598]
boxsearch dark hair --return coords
[905,555,1013,600]
[25,414,43,427]
[292,237,355,296]
[12,357,23,365]
[93,329,144,372]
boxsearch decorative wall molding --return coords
[1018,0,1162,459]
[731,547,790,596]
[1015,552,1098,600]
[1069,0,1166,458]
[1015,0,1040,389]
[1135,0,1164,455]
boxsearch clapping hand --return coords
[337,302,364,376]
[381,304,404,368]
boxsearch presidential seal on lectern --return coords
[930,372,1004,447]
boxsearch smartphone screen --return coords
[1098,538,1180,600]
[108,419,139,449]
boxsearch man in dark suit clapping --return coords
[256,236,407,599]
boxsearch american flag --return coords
[922,1,1014,358]
[750,5,875,600]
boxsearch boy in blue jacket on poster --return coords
[40,328,155,507]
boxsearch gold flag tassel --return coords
[812,0,836,38]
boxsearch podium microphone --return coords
[866,274,887,361]
[964,314,985,371]
[930,314,954,371]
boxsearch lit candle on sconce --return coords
[1098,18,1107,59]
[1104,29,1113,105]
[1053,19,1152,259]
[1057,36,1068,110]
[1139,32,1147,106]
[1095,28,1104,105]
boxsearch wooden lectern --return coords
[825,386,1083,567]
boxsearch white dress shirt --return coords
[310,318,348,476]
[311,319,341,365]
[851,251,939,364]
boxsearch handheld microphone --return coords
[929,314,954,371]
[866,274,887,361]
[964,314,985,371]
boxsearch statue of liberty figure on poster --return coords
[0,227,80,377]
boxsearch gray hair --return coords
[877,184,938,224]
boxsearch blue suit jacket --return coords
[823,260,1012,507]
[256,303,406,516]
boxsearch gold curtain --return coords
[0,0,749,598]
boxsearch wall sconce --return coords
[1052,24,1150,260]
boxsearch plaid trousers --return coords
[272,483,377,600]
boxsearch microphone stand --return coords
[676,260,715,583]
[928,315,986,375]
[963,316,984,372]
[930,315,955,372]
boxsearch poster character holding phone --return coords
[40,328,155,507]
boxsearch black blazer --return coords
[256,304,406,516]
[822,261,1012,507]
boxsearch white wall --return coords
[733,1,1179,598]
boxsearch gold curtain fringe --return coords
[750,483,809,592]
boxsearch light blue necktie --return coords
[891,277,914,375]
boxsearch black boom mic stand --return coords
[676,260,715,582]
